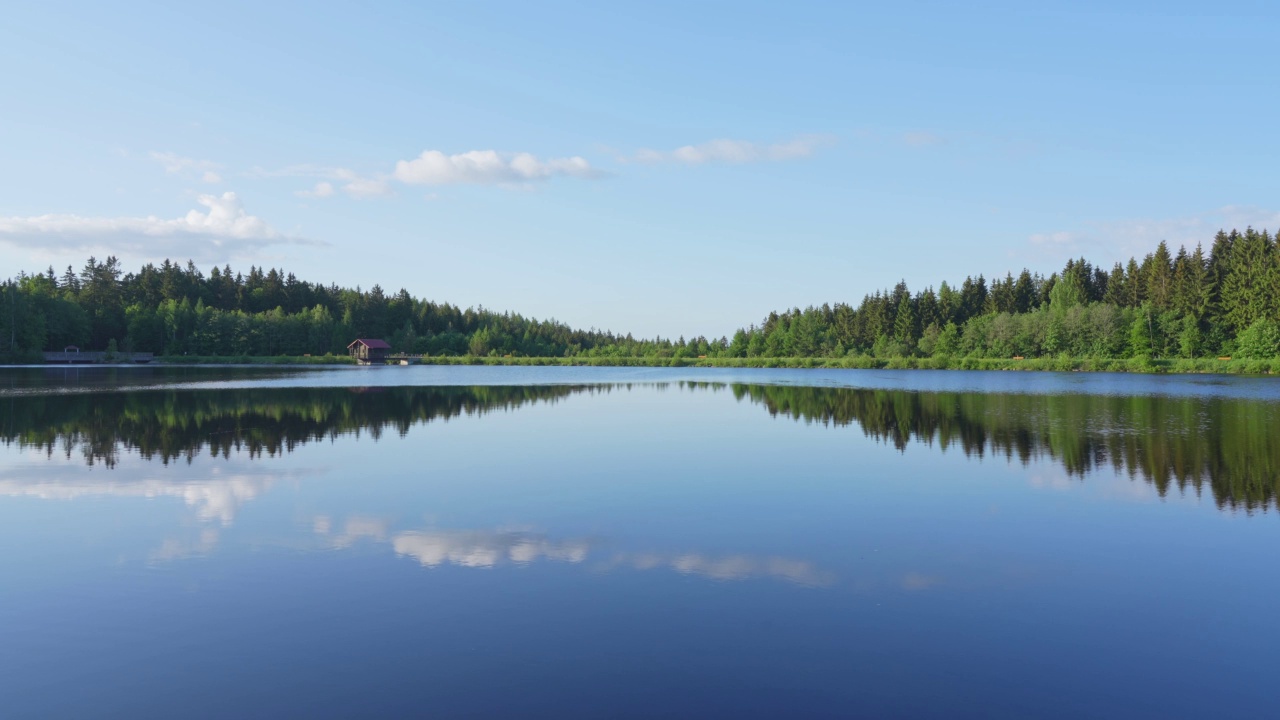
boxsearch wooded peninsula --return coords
[4,227,1280,372]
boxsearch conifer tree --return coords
[1014,270,1036,313]
[1124,258,1145,307]
[1221,228,1276,331]
[1103,263,1127,306]
[893,295,917,346]
[1145,241,1174,309]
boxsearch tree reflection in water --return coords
[2,380,1277,511]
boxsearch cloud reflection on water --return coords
[393,530,591,569]
[150,527,221,562]
[0,467,316,525]
[310,516,833,587]
[0,464,836,588]
[608,552,834,587]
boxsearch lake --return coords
[2,366,1278,718]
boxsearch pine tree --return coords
[1172,244,1211,320]
[958,275,987,322]
[989,273,1016,314]
[1171,245,1193,316]
[937,281,958,325]
[1145,241,1174,309]
[60,265,80,295]
[1220,228,1276,332]
[1124,258,1145,307]
[1103,263,1127,306]
[1014,270,1036,313]
[1207,230,1235,321]
[917,288,940,330]
[894,294,917,346]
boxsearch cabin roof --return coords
[348,338,392,350]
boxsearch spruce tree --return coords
[1221,228,1276,332]
[1124,258,1145,307]
[1145,241,1174,309]
[1014,270,1035,313]
[1103,263,1127,306]
[893,295,916,347]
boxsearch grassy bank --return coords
[156,354,358,365]
[416,355,1280,374]
[145,354,1280,374]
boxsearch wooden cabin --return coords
[347,338,392,364]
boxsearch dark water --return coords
[2,367,1278,718]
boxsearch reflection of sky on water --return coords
[606,551,834,587]
[315,515,834,586]
[0,452,839,587]
[4,374,1280,719]
[7,376,1277,511]
[0,466,304,525]
[392,529,590,569]
[11,364,1280,400]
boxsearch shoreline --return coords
[136,354,1280,374]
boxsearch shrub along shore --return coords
[141,353,1280,374]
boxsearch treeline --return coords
[0,258,640,359]
[726,228,1280,361]
[2,227,1279,362]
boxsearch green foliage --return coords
[4,225,1280,366]
[933,322,960,356]
[1178,318,1203,359]
[1235,319,1280,359]
[1048,270,1086,310]
[1128,306,1154,357]
[1220,228,1276,332]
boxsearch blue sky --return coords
[2,1,1278,337]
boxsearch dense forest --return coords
[0,258,632,359]
[2,227,1280,362]
[728,227,1280,363]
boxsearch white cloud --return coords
[0,192,321,260]
[260,150,600,195]
[296,181,335,198]
[1029,231,1076,246]
[150,151,222,183]
[333,170,392,197]
[1028,205,1280,263]
[257,165,392,198]
[393,149,601,186]
[1213,205,1280,234]
[631,134,831,165]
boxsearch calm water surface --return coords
[1,366,1278,718]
